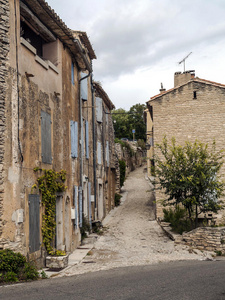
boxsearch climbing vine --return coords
[32,168,67,255]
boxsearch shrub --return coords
[0,249,39,283]
[115,193,122,206]
[119,160,126,187]
[163,207,192,234]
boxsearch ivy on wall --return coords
[32,168,67,255]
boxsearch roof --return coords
[73,31,97,60]
[93,82,115,110]
[148,77,225,103]
[22,0,94,71]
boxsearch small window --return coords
[41,111,52,164]
[71,62,75,85]
[193,91,197,99]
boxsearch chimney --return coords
[174,70,195,87]
[159,82,166,93]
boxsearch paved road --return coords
[59,165,212,276]
[1,260,225,300]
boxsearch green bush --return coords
[115,193,122,206]
[0,249,39,283]
[119,160,126,187]
[163,207,192,234]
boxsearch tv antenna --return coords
[179,52,192,72]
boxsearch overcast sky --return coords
[47,0,225,110]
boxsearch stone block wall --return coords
[151,81,225,222]
[0,0,10,236]
[182,227,225,253]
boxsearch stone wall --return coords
[182,227,225,254]
[151,80,225,222]
[0,0,10,236]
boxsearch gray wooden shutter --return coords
[96,97,103,123]
[78,186,83,227]
[85,120,89,159]
[80,72,88,101]
[29,194,40,253]
[71,121,78,158]
[41,111,52,164]
[88,182,92,226]
[97,141,102,164]
[106,141,109,167]
[74,186,78,229]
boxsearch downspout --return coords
[91,74,97,218]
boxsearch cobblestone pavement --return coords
[59,165,213,277]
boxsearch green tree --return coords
[128,103,146,140]
[155,137,225,228]
[112,108,130,139]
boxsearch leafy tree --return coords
[128,103,146,140]
[155,137,225,228]
[112,104,146,140]
[112,108,130,139]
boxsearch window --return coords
[71,62,75,85]
[80,72,88,101]
[41,111,52,164]
[85,120,89,159]
[96,97,103,123]
[97,142,102,164]
[193,91,197,99]
[70,121,78,158]
[20,2,58,66]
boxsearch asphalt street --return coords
[1,260,225,300]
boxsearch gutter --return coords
[73,39,92,73]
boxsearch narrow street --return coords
[59,165,212,277]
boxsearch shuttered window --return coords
[41,111,52,164]
[85,120,89,159]
[96,97,103,123]
[70,121,78,158]
[71,62,75,85]
[78,186,83,227]
[97,141,102,165]
[88,182,92,226]
[29,194,40,253]
[80,72,88,101]
[106,141,109,167]
[74,186,78,229]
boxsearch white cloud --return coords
[47,0,225,109]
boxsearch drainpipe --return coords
[91,74,97,218]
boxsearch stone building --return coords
[93,82,117,220]
[147,70,225,223]
[0,0,117,266]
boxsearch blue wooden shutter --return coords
[106,141,109,167]
[74,186,78,229]
[71,121,78,158]
[29,194,40,253]
[97,141,102,164]
[85,120,89,159]
[78,186,83,227]
[41,111,52,164]
[88,182,92,226]
[71,62,75,85]
[96,97,103,122]
[80,72,88,101]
